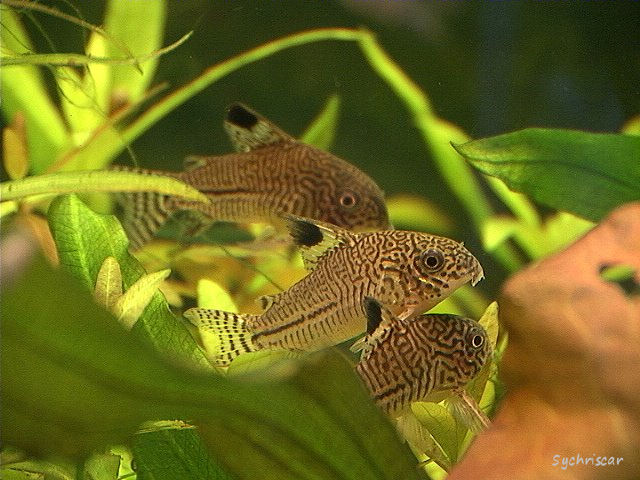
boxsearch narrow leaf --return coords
[3,112,29,180]
[94,256,123,310]
[1,170,210,203]
[114,268,171,329]
[0,6,68,173]
[301,94,340,150]
[453,129,640,221]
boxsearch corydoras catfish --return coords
[115,103,389,248]
[185,216,484,366]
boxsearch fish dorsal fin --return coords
[284,215,352,271]
[350,297,396,357]
[224,103,296,152]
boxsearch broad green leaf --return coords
[94,256,123,309]
[398,409,451,470]
[0,170,209,203]
[83,453,120,480]
[104,0,166,104]
[1,255,423,480]
[301,94,340,150]
[47,194,210,369]
[0,7,69,173]
[114,268,171,329]
[478,301,499,350]
[453,129,640,222]
[133,421,233,480]
[3,113,29,180]
[387,194,454,234]
[0,459,73,480]
[481,216,518,252]
[0,471,44,480]
[622,115,640,135]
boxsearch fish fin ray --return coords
[283,214,352,271]
[112,166,181,250]
[350,297,396,357]
[224,103,295,152]
[184,308,258,366]
[183,155,211,171]
[449,388,490,433]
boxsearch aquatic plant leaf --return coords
[0,170,209,203]
[386,194,454,235]
[133,421,233,480]
[114,268,171,330]
[3,113,29,180]
[0,6,69,173]
[1,252,423,480]
[94,256,123,310]
[301,94,340,150]
[83,453,120,480]
[104,0,166,104]
[47,194,210,368]
[454,129,640,222]
[449,202,640,479]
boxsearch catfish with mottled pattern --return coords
[355,297,491,429]
[184,216,484,366]
[115,103,389,249]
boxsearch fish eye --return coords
[339,191,359,209]
[471,334,484,348]
[422,249,445,272]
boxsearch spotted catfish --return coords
[355,297,491,430]
[115,103,389,249]
[184,216,484,366]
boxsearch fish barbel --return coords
[355,297,491,419]
[185,216,484,366]
[115,103,389,249]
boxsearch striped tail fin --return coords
[184,308,258,366]
[112,166,179,250]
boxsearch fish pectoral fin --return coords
[183,155,211,171]
[448,388,491,433]
[283,214,353,271]
[257,293,276,311]
[223,103,296,152]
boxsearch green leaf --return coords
[300,94,340,150]
[114,268,171,330]
[386,194,454,235]
[104,0,166,104]
[453,129,640,222]
[3,112,29,180]
[133,421,233,480]
[83,453,120,480]
[0,6,69,173]
[0,170,210,203]
[94,256,123,309]
[1,254,423,479]
[47,194,210,369]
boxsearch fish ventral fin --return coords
[283,214,352,271]
[224,103,296,152]
[184,307,258,366]
[449,388,491,433]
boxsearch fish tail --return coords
[184,307,258,366]
[112,166,181,249]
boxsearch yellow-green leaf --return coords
[114,268,171,329]
[301,94,340,150]
[0,170,210,203]
[94,256,123,310]
[2,113,29,180]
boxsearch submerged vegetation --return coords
[1,1,639,479]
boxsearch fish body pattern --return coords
[355,298,491,418]
[115,103,389,249]
[185,217,484,366]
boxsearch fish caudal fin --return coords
[184,308,258,366]
[112,167,179,249]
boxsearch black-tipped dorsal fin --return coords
[283,215,353,271]
[224,103,296,152]
[364,296,384,335]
